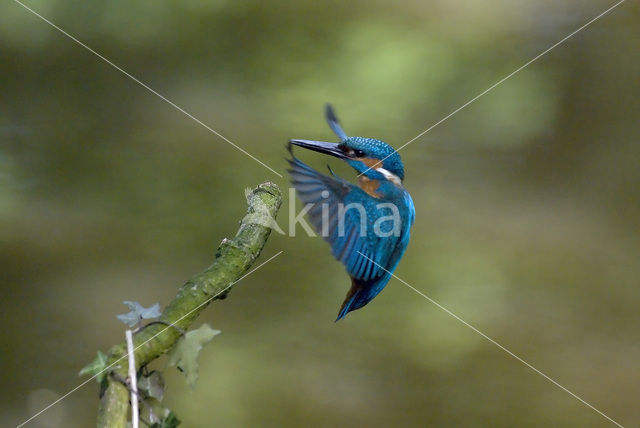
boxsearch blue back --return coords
[288,104,414,320]
[288,155,415,320]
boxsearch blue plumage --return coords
[325,104,348,141]
[288,105,415,320]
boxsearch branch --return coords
[96,182,282,428]
[125,329,138,428]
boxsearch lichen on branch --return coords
[94,182,282,428]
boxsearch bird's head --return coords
[341,136,405,183]
[288,105,405,185]
[288,137,404,185]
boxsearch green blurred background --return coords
[1,0,639,426]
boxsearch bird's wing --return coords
[325,104,348,140]
[288,154,396,282]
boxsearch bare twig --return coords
[125,330,139,428]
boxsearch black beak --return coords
[288,139,347,160]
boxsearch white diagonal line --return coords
[356,251,624,427]
[16,251,284,428]
[13,0,283,178]
[359,0,625,176]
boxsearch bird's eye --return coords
[339,145,366,158]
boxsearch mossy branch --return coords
[95,182,282,428]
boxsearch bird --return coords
[288,105,415,320]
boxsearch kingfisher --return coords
[288,105,415,320]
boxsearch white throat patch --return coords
[376,167,402,186]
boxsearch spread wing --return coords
[325,104,348,140]
[288,154,398,283]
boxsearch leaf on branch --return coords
[167,324,220,388]
[79,350,108,382]
[141,396,173,426]
[116,301,162,327]
[152,410,181,428]
[138,370,165,401]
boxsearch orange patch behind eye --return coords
[360,157,382,168]
[358,176,381,198]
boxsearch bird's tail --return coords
[336,277,368,321]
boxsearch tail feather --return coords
[336,277,378,321]
[336,278,360,321]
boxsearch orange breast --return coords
[358,176,381,198]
